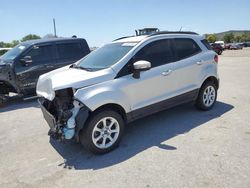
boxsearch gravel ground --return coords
[0,48,250,188]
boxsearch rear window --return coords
[174,38,202,60]
[201,39,212,50]
[57,43,85,60]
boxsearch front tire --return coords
[0,95,7,108]
[80,110,125,154]
[196,82,217,111]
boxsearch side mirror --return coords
[132,60,151,79]
[20,56,32,67]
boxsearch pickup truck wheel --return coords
[196,82,217,111]
[0,95,7,107]
[80,110,125,154]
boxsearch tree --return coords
[11,40,20,47]
[206,34,217,43]
[234,35,242,42]
[240,33,250,42]
[21,34,41,42]
[0,41,5,48]
[223,33,234,43]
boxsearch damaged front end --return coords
[38,88,89,141]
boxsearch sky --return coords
[1,0,250,47]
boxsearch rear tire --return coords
[80,110,125,154]
[196,81,217,111]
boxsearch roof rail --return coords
[113,36,135,42]
[149,31,199,36]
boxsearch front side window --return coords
[76,43,135,71]
[15,45,54,72]
[174,38,201,60]
[23,45,54,66]
[134,39,174,68]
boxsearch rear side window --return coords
[201,39,212,50]
[134,39,174,68]
[57,43,85,60]
[174,38,201,60]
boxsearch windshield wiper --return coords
[71,65,93,71]
[70,63,76,68]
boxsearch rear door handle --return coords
[196,60,204,65]
[162,70,173,76]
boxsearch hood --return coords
[36,66,116,101]
[0,58,12,66]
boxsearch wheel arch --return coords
[200,76,219,90]
[0,80,18,94]
[90,103,127,123]
[76,102,127,143]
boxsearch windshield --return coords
[76,42,136,70]
[1,44,27,61]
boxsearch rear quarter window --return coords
[201,39,212,50]
[174,38,202,60]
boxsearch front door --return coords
[116,39,179,118]
[14,44,56,94]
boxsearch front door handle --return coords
[46,65,54,68]
[162,70,172,76]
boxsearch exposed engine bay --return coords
[39,88,84,141]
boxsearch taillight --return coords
[214,55,218,63]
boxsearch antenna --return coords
[53,18,57,37]
[179,26,183,31]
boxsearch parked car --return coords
[37,31,219,154]
[224,43,232,50]
[230,43,243,50]
[242,42,250,47]
[215,41,225,49]
[135,28,160,36]
[0,38,90,104]
[210,43,223,55]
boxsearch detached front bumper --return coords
[38,97,90,142]
[38,98,57,131]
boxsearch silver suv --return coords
[37,31,219,154]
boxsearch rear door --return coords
[55,41,89,69]
[172,38,203,95]
[14,44,56,93]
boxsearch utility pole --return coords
[53,18,57,37]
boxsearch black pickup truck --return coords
[0,38,90,105]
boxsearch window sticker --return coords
[18,45,26,50]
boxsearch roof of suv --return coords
[21,37,86,46]
[114,31,201,43]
